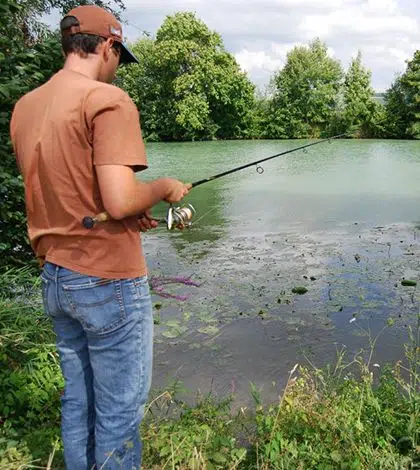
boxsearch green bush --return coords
[0,1,64,270]
[0,268,63,431]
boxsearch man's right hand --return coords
[163,178,192,203]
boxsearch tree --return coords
[383,77,410,138]
[267,38,343,138]
[246,89,271,139]
[115,38,161,139]
[117,12,256,141]
[384,50,420,139]
[341,52,379,137]
[400,50,420,139]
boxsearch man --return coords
[10,4,190,469]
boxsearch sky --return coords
[45,0,420,93]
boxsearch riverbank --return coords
[0,267,418,469]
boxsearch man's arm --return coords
[96,164,190,220]
[89,88,189,219]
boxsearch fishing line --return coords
[190,206,218,226]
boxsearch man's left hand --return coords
[137,210,159,232]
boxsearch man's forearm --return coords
[115,178,171,219]
[96,164,187,220]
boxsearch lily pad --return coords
[162,325,187,338]
[292,286,308,295]
[198,325,220,336]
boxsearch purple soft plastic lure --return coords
[149,275,201,301]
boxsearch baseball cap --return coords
[62,5,139,64]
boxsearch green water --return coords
[138,139,420,404]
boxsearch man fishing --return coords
[10,4,190,469]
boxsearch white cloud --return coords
[44,0,420,93]
[364,0,398,14]
[270,42,301,57]
[235,50,284,73]
[236,42,337,78]
[299,10,417,40]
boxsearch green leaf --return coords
[330,450,341,463]
[210,452,227,464]
[198,325,219,336]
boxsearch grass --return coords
[0,267,419,469]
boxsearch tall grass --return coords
[0,267,419,469]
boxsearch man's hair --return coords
[60,15,121,58]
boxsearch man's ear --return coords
[103,37,115,61]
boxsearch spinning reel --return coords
[166,204,196,230]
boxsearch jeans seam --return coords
[116,280,124,314]
[54,265,65,314]
[133,299,143,470]
[62,279,115,290]
[41,276,50,316]
[124,278,145,470]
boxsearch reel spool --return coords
[166,204,196,230]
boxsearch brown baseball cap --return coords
[62,5,139,64]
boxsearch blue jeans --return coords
[41,262,153,470]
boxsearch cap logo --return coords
[109,25,122,38]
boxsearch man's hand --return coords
[96,164,193,220]
[137,210,159,232]
[164,180,192,203]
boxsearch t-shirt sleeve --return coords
[87,86,148,172]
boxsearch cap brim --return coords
[120,43,139,64]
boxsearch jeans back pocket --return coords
[62,278,127,334]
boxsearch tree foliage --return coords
[384,51,420,139]
[384,77,411,139]
[117,12,256,141]
[266,39,343,138]
[341,52,381,137]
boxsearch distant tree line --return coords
[116,12,420,142]
[1,0,419,268]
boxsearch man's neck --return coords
[62,54,101,81]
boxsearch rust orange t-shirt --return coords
[10,68,149,279]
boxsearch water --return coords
[138,139,420,405]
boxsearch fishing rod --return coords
[82,133,347,230]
